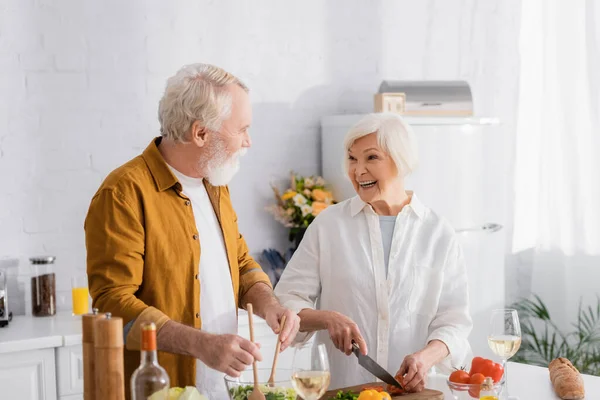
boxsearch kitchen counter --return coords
[0,311,260,354]
[2,314,599,398]
[0,312,82,353]
[427,361,600,399]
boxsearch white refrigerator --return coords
[320,114,506,360]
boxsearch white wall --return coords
[0,0,521,313]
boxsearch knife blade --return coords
[352,342,404,390]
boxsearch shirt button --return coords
[194,274,199,279]
[192,234,199,240]
[185,200,191,206]
[195,313,200,318]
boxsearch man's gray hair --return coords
[158,63,248,142]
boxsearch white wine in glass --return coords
[488,309,521,400]
[487,335,522,359]
[292,343,330,400]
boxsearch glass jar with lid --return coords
[30,256,56,317]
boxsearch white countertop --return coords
[0,311,259,354]
[428,361,600,399]
[2,313,599,398]
[0,312,83,353]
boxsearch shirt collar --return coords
[350,191,425,220]
[142,137,179,192]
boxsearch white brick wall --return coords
[0,0,521,314]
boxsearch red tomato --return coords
[468,386,481,399]
[387,374,405,395]
[449,370,471,384]
[467,373,484,398]
[469,373,485,384]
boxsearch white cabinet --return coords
[56,345,84,397]
[0,348,57,400]
[0,342,84,400]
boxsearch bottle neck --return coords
[140,348,158,365]
[140,326,158,365]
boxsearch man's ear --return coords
[190,120,209,147]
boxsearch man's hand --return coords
[196,332,263,378]
[264,306,300,351]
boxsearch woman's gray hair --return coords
[343,112,419,177]
[158,63,248,142]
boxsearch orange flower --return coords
[311,201,328,216]
[312,189,332,202]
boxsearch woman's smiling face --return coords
[347,132,402,204]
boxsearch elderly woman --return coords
[274,113,472,392]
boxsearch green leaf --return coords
[513,294,600,376]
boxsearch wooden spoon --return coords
[268,314,287,387]
[247,304,266,400]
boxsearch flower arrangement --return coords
[266,172,336,244]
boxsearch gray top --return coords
[379,216,397,278]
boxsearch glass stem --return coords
[502,359,509,399]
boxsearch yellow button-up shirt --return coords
[85,137,272,394]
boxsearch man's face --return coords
[216,84,252,156]
[204,84,252,186]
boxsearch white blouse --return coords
[274,193,472,390]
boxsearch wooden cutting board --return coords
[322,383,444,400]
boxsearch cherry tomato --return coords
[469,373,485,384]
[449,370,471,384]
[468,372,486,398]
[387,374,405,395]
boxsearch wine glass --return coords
[488,309,521,400]
[291,343,331,400]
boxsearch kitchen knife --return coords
[351,342,404,390]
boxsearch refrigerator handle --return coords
[455,223,503,234]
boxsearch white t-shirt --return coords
[169,166,237,400]
[378,215,396,278]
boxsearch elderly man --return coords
[85,63,300,399]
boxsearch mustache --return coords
[235,148,248,157]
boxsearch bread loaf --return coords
[549,358,585,399]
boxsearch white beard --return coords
[205,148,247,186]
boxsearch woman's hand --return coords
[396,340,449,392]
[325,311,368,356]
[397,352,429,392]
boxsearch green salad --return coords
[229,384,296,400]
[332,390,359,400]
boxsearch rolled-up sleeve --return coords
[427,237,473,369]
[85,188,170,350]
[274,223,322,343]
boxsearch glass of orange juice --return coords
[71,275,89,316]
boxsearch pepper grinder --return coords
[82,308,104,400]
[94,312,125,400]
